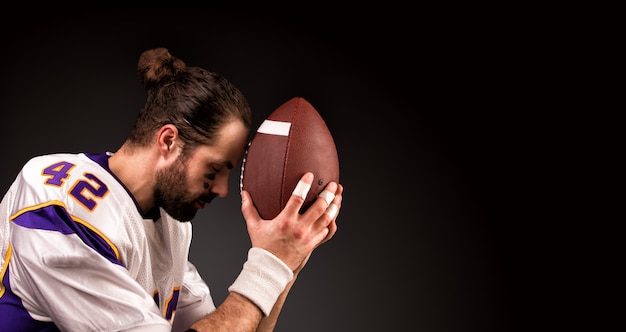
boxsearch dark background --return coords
[0,10,538,332]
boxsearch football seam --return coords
[280,98,302,207]
[239,141,250,196]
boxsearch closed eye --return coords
[206,165,223,181]
[205,161,233,181]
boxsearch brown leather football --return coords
[240,97,340,220]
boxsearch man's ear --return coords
[157,124,180,156]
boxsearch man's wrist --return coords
[228,247,294,316]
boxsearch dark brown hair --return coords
[127,47,252,153]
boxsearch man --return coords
[0,47,343,331]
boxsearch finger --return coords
[317,183,337,206]
[292,173,313,199]
[323,219,338,244]
[310,184,341,231]
[325,203,339,220]
[302,181,340,224]
[325,183,343,220]
[310,226,330,248]
[240,189,261,222]
[315,204,340,247]
[282,172,314,215]
[312,184,343,248]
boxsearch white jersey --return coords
[0,152,216,332]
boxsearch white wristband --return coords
[228,248,294,316]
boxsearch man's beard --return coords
[154,157,199,222]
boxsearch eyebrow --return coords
[218,160,234,170]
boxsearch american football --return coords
[240,97,340,220]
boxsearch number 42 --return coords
[42,161,110,211]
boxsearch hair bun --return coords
[137,47,187,90]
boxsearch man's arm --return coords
[256,181,342,332]
[188,292,263,331]
[190,173,342,332]
[256,275,297,332]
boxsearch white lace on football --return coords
[257,120,291,136]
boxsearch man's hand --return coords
[241,172,343,271]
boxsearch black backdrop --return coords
[0,10,532,332]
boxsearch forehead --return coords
[191,120,249,166]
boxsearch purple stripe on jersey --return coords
[1,268,60,331]
[85,152,111,170]
[12,205,122,266]
[165,288,181,320]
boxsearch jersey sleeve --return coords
[9,205,171,332]
[171,261,216,332]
